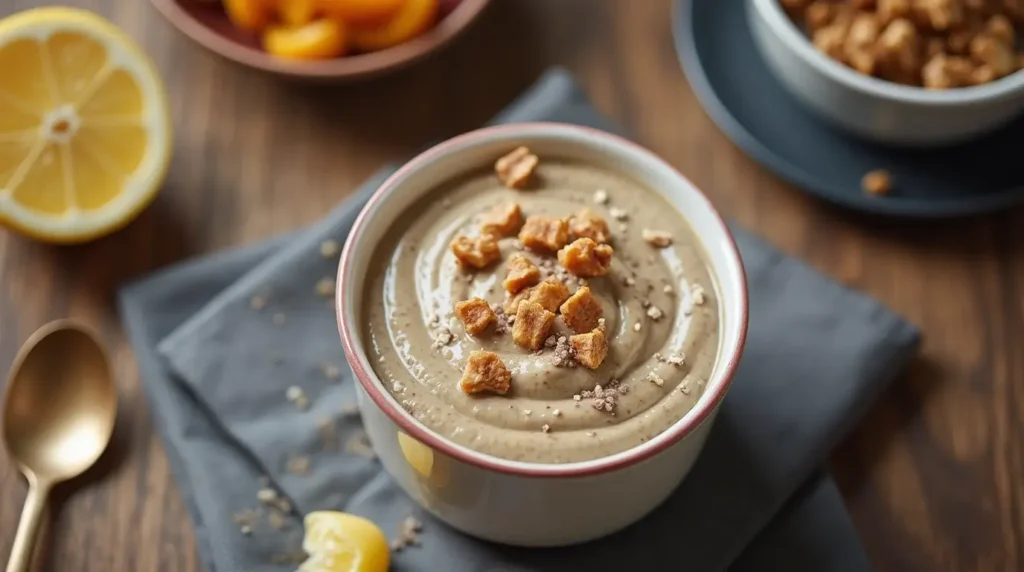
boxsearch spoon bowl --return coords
[2,320,116,572]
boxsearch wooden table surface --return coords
[1,0,1022,570]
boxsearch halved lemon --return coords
[300,511,390,572]
[0,7,171,243]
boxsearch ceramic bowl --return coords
[748,0,1024,146]
[336,122,748,547]
[151,0,490,81]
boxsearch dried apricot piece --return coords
[558,238,613,277]
[481,201,523,238]
[528,278,571,313]
[495,147,539,189]
[348,0,439,52]
[571,328,608,370]
[279,0,317,26]
[451,235,501,269]
[460,351,512,395]
[263,19,347,59]
[317,0,407,26]
[454,298,497,335]
[225,0,273,31]
[519,216,569,252]
[512,301,556,350]
[503,253,541,293]
[559,287,603,334]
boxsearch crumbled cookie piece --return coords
[454,297,497,335]
[503,253,541,293]
[567,208,612,244]
[495,146,539,189]
[519,216,569,252]
[451,235,501,269]
[460,350,512,395]
[512,301,556,350]
[862,169,893,195]
[559,286,604,334]
[480,201,523,237]
[647,372,665,387]
[558,238,613,277]
[492,304,511,334]
[570,328,608,369]
[431,327,454,349]
[528,278,572,312]
[642,229,673,248]
[552,336,577,367]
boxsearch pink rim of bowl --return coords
[336,122,749,478]
[150,0,491,81]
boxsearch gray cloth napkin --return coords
[118,68,919,572]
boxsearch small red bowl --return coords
[151,0,491,81]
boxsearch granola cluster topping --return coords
[783,0,1024,89]
[446,147,692,399]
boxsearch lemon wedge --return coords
[300,512,390,572]
[0,7,170,243]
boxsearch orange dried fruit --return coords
[225,0,273,32]
[318,0,408,27]
[349,0,439,52]
[263,19,347,59]
[279,0,318,27]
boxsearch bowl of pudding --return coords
[336,123,748,547]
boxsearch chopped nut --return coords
[633,321,642,332]
[460,350,512,395]
[691,284,707,305]
[663,284,675,295]
[970,33,1016,75]
[642,229,673,248]
[454,297,497,335]
[608,206,628,221]
[647,372,665,387]
[519,216,570,252]
[559,287,603,334]
[495,146,539,189]
[257,488,278,504]
[451,235,501,269]
[512,301,556,350]
[568,208,612,244]
[558,238,614,277]
[646,305,664,321]
[503,253,541,293]
[862,169,893,195]
[481,201,523,237]
[320,239,340,258]
[570,328,608,369]
[986,14,1015,45]
[593,189,609,204]
[528,278,572,312]
[392,515,423,551]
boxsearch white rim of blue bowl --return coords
[752,0,1024,106]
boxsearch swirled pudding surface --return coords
[363,160,720,463]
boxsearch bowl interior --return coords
[751,0,1024,105]
[340,123,748,474]
[157,0,484,78]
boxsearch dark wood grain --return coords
[0,0,1022,570]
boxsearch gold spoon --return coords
[2,320,116,572]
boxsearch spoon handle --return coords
[5,480,49,572]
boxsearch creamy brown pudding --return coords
[362,151,720,463]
